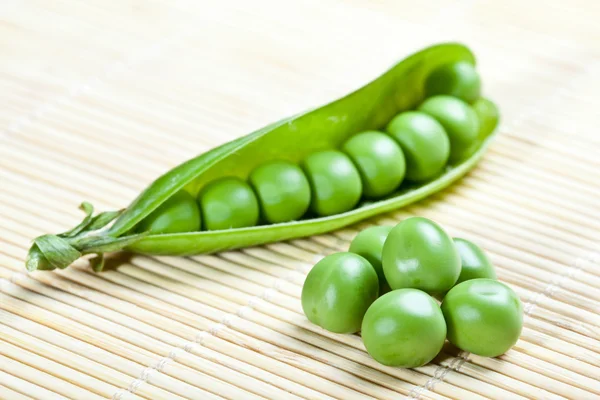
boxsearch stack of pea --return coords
[136,61,498,235]
[302,216,523,368]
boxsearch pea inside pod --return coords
[386,111,450,181]
[425,61,481,103]
[199,177,260,230]
[342,131,406,198]
[136,190,201,234]
[301,150,362,217]
[249,161,311,224]
[419,95,480,163]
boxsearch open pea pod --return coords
[26,42,499,272]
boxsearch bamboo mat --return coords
[1,0,599,398]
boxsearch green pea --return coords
[137,190,201,234]
[418,96,480,163]
[472,97,499,140]
[302,252,379,333]
[442,279,523,357]
[425,61,481,103]
[454,238,497,284]
[199,177,259,230]
[386,111,450,181]
[348,225,392,289]
[362,289,446,367]
[382,217,460,293]
[342,131,405,198]
[248,161,311,224]
[301,150,362,216]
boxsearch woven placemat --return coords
[1,0,599,399]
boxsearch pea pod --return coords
[26,43,499,272]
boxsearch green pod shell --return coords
[341,131,406,198]
[442,279,523,357]
[249,161,311,224]
[26,43,499,272]
[302,252,379,333]
[419,95,480,163]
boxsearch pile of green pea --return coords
[301,216,523,368]
[135,61,498,235]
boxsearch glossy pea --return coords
[382,217,460,293]
[302,252,379,333]
[136,190,201,234]
[199,177,259,230]
[425,61,481,103]
[454,238,496,284]
[472,97,499,140]
[348,225,392,290]
[342,131,406,198]
[301,150,362,217]
[386,111,450,181]
[248,161,311,224]
[442,279,523,357]
[418,95,480,163]
[361,289,447,367]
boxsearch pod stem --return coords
[25,203,146,272]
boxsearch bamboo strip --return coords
[521,327,600,367]
[0,282,265,400]
[475,157,600,210]
[1,340,144,400]
[0,385,33,400]
[0,262,342,398]
[79,263,439,399]
[0,268,389,400]
[0,264,327,400]
[430,189,600,251]
[0,268,307,400]
[0,308,233,400]
[444,184,600,245]
[491,137,600,181]
[0,301,235,400]
[503,130,600,162]
[0,369,64,400]
[0,353,104,400]
[496,349,600,394]
[0,324,182,400]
